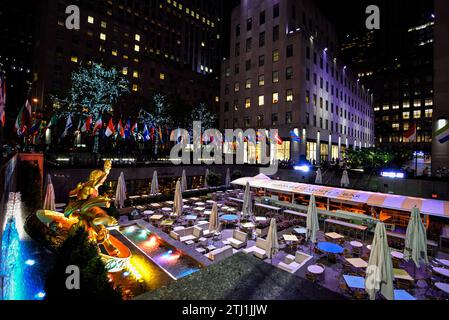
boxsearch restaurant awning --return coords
[231,176,449,218]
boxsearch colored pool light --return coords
[25,259,35,266]
[35,291,46,299]
[294,165,310,173]
[381,171,405,179]
[143,235,158,248]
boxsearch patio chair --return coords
[226,229,248,249]
[277,251,313,274]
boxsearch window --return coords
[306,68,310,81]
[413,110,421,118]
[133,70,139,78]
[425,109,433,118]
[258,75,265,86]
[306,47,310,59]
[286,89,293,102]
[134,44,140,52]
[159,72,165,80]
[245,98,251,109]
[392,103,400,110]
[305,91,310,103]
[414,99,422,107]
[235,63,240,74]
[259,10,266,25]
[235,24,240,37]
[392,123,400,131]
[245,79,251,89]
[272,92,279,104]
[273,3,280,18]
[313,94,317,106]
[100,33,106,41]
[225,67,230,77]
[403,123,409,131]
[382,104,390,111]
[425,98,433,106]
[246,37,252,52]
[286,44,293,58]
[101,21,107,28]
[88,16,94,24]
[234,82,240,92]
[259,32,265,47]
[271,113,278,126]
[257,115,264,127]
[403,101,410,108]
[259,55,265,67]
[224,102,230,112]
[307,142,317,162]
[122,67,128,75]
[258,95,265,107]
[70,56,78,63]
[233,100,239,111]
[235,43,240,56]
[286,67,293,80]
[244,117,250,128]
[272,71,279,83]
[273,25,279,41]
[246,59,251,71]
[285,112,293,124]
[272,50,279,62]
[403,112,410,119]
[246,18,252,31]
[306,113,310,125]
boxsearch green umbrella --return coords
[365,222,394,300]
[404,206,428,268]
[306,194,319,243]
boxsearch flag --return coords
[117,119,125,139]
[404,123,417,142]
[62,115,73,138]
[46,115,58,129]
[93,116,103,135]
[131,122,138,138]
[273,131,283,145]
[290,130,301,143]
[150,125,155,141]
[29,120,41,136]
[256,130,265,141]
[158,127,163,143]
[0,75,6,126]
[105,118,115,137]
[143,124,150,142]
[124,119,131,139]
[81,115,93,133]
[434,122,449,144]
[15,100,32,135]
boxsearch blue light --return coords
[35,291,46,299]
[381,171,405,179]
[294,165,310,173]
[25,259,35,266]
[123,271,130,277]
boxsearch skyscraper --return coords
[219,0,374,165]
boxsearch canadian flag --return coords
[105,118,115,137]
[404,123,417,142]
[81,116,92,133]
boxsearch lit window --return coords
[70,56,78,63]
[132,84,138,92]
[425,98,433,106]
[425,109,433,118]
[135,34,141,42]
[123,55,129,60]
[392,104,400,110]
[382,104,390,110]
[403,123,409,131]
[258,95,265,106]
[215,96,219,103]
[101,21,107,28]
[272,71,279,83]
[272,92,279,104]
[133,71,139,78]
[258,75,265,86]
[245,98,251,108]
[286,89,293,102]
[88,16,94,24]
[112,49,118,56]
[413,110,421,118]
[245,79,251,89]
[234,82,240,92]
[100,33,106,41]
[414,99,421,107]
[122,67,128,75]
[374,107,380,111]
[201,42,205,47]
[134,45,140,52]
[392,123,400,131]
[403,101,410,108]
[272,50,279,62]
[402,112,410,119]
[159,73,165,80]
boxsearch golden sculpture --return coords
[34,161,131,270]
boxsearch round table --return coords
[220,214,238,222]
[293,227,307,235]
[317,242,344,254]
[143,210,154,215]
[162,207,172,212]
[433,267,449,278]
[435,282,449,294]
[437,259,449,268]
[195,202,206,206]
[350,241,363,248]
[307,265,325,275]
[55,203,66,208]
[391,251,404,259]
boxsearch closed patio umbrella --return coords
[150,170,159,195]
[365,222,395,300]
[306,194,319,244]
[115,172,127,209]
[204,168,209,188]
[181,169,188,193]
[315,168,323,184]
[340,170,350,187]
[209,201,220,234]
[241,182,253,220]
[173,180,183,217]
[225,168,231,187]
[266,218,279,263]
[404,206,428,269]
[43,174,56,211]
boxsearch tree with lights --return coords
[52,62,129,153]
[189,102,217,130]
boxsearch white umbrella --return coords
[404,206,428,269]
[306,194,319,244]
[340,170,350,187]
[151,170,159,195]
[173,180,183,217]
[225,168,231,187]
[266,218,279,262]
[315,168,322,184]
[204,168,209,188]
[115,172,127,209]
[43,174,56,211]
[365,222,395,300]
[181,169,188,193]
[209,201,220,234]
[241,182,253,219]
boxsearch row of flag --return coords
[0,74,6,126]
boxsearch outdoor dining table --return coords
[206,200,215,204]
[432,267,449,278]
[162,207,172,212]
[221,206,230,211]
[149,214,164,221]
[242,222,256,229]
[343,275,365,289]
[220,214,239,222]
[367,244,372,251]
[185,215,198,221]
[182,205,191,209]
[317,242,344,254]
[391,251,405,259]
[160,220,174,227]
[226,208,237,213]
[435,282,449,295]
[193,207,206,212]
[307,265,325,275]
[254,203,281,211]
[325,232,345,240]
[255,217,267,222]
[345,258,368,269]
[195,202,206,206]
[165,201,174,205]
[283,234,299,242]
[190,197,200,202]
[436,259,449,268]
[293,227,307,235]
[55,203,66,208]
[150,203,161,208]
[203,210,212,215]
[394,290,416,301]
[350,241,363,248]
[143,210,154,215]
[393,268,414,281]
